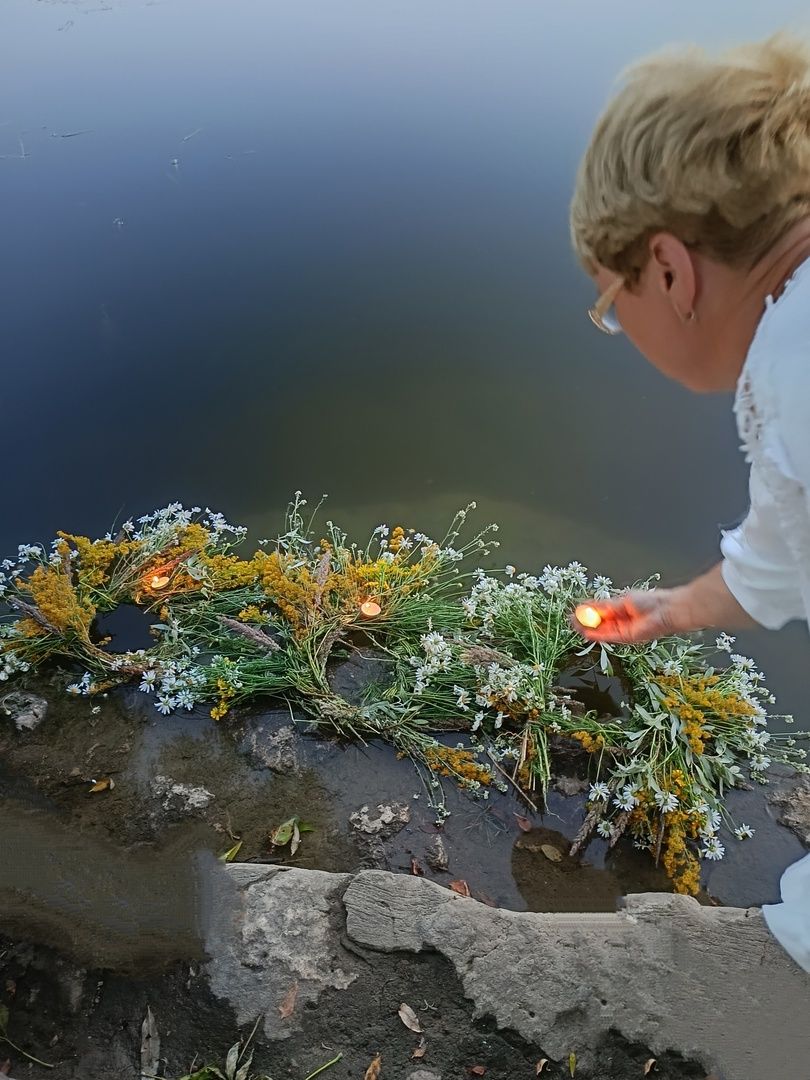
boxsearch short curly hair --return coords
[570,33,810,282]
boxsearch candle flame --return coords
[575,604,602,630]
[149,573,171,590]
[359,599,382,619]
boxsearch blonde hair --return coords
[570,33,810,281]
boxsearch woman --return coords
[569,33,810,972]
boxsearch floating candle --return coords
[359,600,382,618]
[149,573,171,590]
[575,604,602,630]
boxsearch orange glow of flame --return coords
[359,599,382,619]
[149,573,171,590]
[575,604,602,630]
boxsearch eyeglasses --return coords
[588,276,624,335]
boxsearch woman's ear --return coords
[647,232,697,322]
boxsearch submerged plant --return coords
[1,495,807,894]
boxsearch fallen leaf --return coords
[643,1060,657,1075]
[89,777,114,793]
[270,816,299,848]
[364,1053,382,1080]
[450,879,471,897]
[397,1002,422,1034]
[469,1067,487,1077]
[278,982,299,1020]
[219,840,243,863]
[412,1038,427,1060]
[540,844,563,863]
[298,820,315,833]
[225,1041,240,1078]
[290,819,301,857]
[410,857,425,876]
[568,1051,577,1076]
[140,1005,160,1078]
[536,1060,549,1074]
[514,814,532,832]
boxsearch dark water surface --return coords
[3,3,809,707]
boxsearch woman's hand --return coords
[573,563,756,644]
[573,588,687,644]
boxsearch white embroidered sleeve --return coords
[720,461,805,630]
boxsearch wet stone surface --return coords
[1,661,809,1080]
[0,659,808,923]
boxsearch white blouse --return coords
[719,256,810,973]
[721,256,810,629]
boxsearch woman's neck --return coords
[705,220,810,389]
[751,220,810,304]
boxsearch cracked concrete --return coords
[205,864,810,1080]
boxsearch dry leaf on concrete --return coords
[412,1038,427,1059]
[643,1060,657,1075]
[364,1053,382,1080]
[468,1067,487,1077]
[89,777,114,793]
[540,844,562,863]
[514,814,532,832]
[536,1060,549,1074]
[278,982,299,1019]
[397,1002,422,1033]
[449,880,471,897]
[140,1005,160,1079]
[410,857,425,876]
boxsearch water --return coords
[4,0,809,719]
[3,0,810,949]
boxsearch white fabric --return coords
[719,256,810,973]
[721,256,810,629]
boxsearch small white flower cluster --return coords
[409,631,453,694]
[538,561,589,594]
[693,801,725,859]
[138,656,209,714]
[123,503,247,555]
[1,541,53,592]
[67,672,96,695]
[0,645,29,681]
[473,660,544,716]
[461,570,541,634]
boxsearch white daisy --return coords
[589,782,611,802]
[701,837,725,861]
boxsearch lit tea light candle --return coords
[575,604,602,630]
[149,573,171,590]
[359,599,382,619]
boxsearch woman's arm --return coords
[579,463,804,644]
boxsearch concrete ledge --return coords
[205,865,810,1080]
